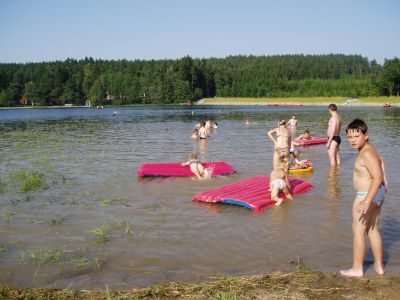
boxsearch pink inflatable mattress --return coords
[294,137,328,146]
[193,176,313,212]
[137,162,235,177]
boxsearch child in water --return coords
[291,149,310,168]
[293,130,312,147]
[191,128,199,139]
[181,152,211,180]
[297,129,312,140]
[270,154,293,206]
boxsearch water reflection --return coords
[327,166,341,199]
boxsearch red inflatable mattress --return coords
[193,175,313,212]
[294,137,328,146]
[137,162,235,177]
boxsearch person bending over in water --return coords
[270,154,293,206]
[181,152,211,180]
[340,119,388,277]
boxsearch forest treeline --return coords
[0,54,399,106]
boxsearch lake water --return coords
[0,105,399,289]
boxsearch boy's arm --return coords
[360,150,384,214]
[379,154,388,189]
[181,161,189,166]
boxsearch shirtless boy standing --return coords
[268,119,291,169]
[340,119,387,277]
[327,104,342,166]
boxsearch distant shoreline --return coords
[196,97,399,107]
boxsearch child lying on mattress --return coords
[270,154,293,206]
[181,152,211,180]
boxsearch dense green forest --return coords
[0,54,399,107]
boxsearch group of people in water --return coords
[182,117,218,179]
[267,103,388,278]
[184,103,388,278]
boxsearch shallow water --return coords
[0,105,399,289]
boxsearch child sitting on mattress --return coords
[291,149,309,168]
[181,152,211,180]
[270,154,293,206]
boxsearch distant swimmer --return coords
[199,121,207,140]
[112,111,119,116]
[191,128,199,139]
[287,116,298,152]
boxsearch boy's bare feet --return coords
[275,198,283,206]
[286,194,294,200]
[374,264,385,275]
[340,268,363,277]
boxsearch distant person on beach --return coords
[340,119,387,277]
[270,153,293,206]
[199,121,207,140]
[327,103,342,166]
[181,152,211,180]
[268,119,291,168]
[191,128,199,139]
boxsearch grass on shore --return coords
[1,267,400,299]
[201,96,400,104]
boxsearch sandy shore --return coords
[1,268,399,299]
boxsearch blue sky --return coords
[0,0,399,64]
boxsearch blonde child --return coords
[270,154,293,206]
[340,119,387,277]
[181,152,211,180]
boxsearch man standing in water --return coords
[326,103,342,166]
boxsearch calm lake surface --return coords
[0,105,399,289]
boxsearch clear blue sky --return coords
[0,0,399,64]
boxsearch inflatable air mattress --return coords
[294,137,328,146]
[137,162,235,178]
[193,175,313,212]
